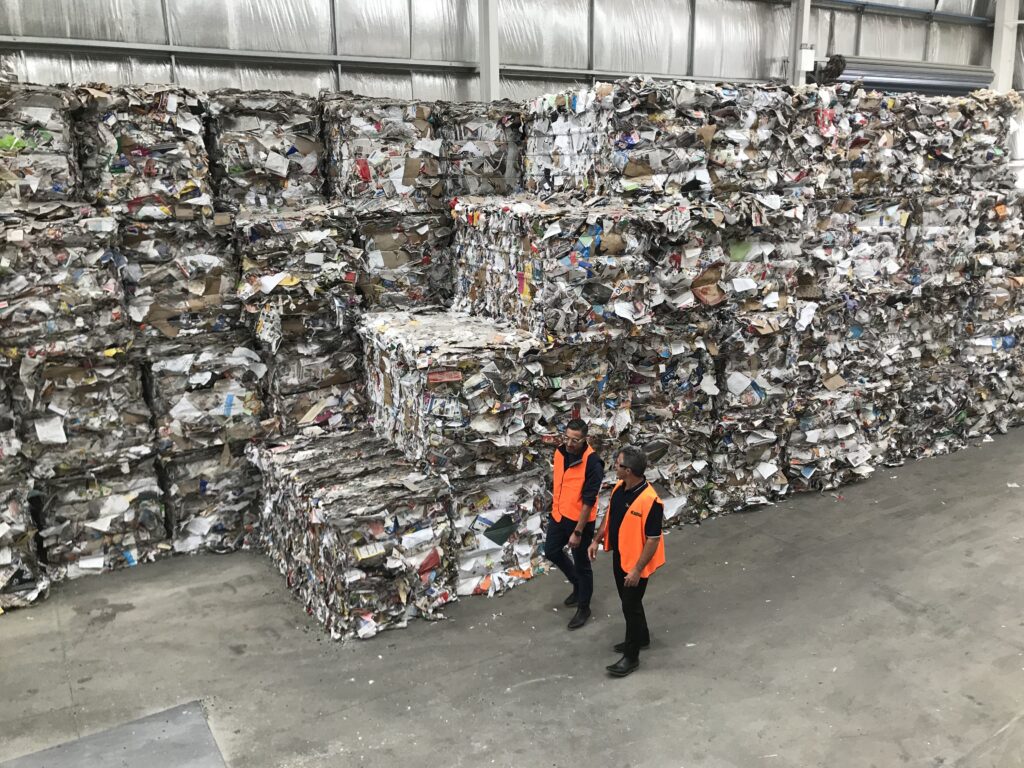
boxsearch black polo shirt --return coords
[608,480,664,552]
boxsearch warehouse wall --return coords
[0,0,1000,97]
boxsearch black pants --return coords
[543,515,595,609]
[613,552,650,660]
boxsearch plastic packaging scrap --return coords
[11,347,154,480]
[451,469,548,596]
[0,202,129,353]
[207,89,324,213]
[356,207,454,309]
[524,84,614,196]
[120,216,243,344]
[248,431,457,640]
[38,458,169,580]
[0,82,81,203]
[0,482,49,610]
[75,83,212,219]
[235,206,365,434]
[142,333,273,454]
[323,93,445,210]
[162,442,260,555]
[439,100,525,197]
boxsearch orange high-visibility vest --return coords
[552,445,596,524]
[602,480,666,578]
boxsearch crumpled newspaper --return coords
[75,83,212,219]
[451,469,548,597]
[0,202,129,353]
[12,347,154,480]
[0,482,49,610]
[143,333,274,454]
[163,442,260,555]
[323,93,445,211]
[440,100,524,198]
[0,365,27,483]
[38,458,170,581]
[121,217,243,343]
[208,89,324,213]
[249,431,457,640]
[357,207,453,309]
[235,206,366,435]
[0,82,81,202]
[524,84,614,196]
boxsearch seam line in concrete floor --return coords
[52,591,79,740]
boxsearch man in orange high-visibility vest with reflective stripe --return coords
[545,418,604,630]
[589,445,665,677]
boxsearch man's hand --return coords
[587,540,599,561]
[624,568,642,587]
[568,530,582,549]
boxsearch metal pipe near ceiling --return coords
[829,56,995,94]
[813,0,992,25]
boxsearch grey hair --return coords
[617,445,647,477]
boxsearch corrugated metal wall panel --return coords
[0,0,168,44]
[336,0,411,58]
[500,0,589,68]
[592,0,691,75]
[168,0,334,54]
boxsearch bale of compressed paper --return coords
[523,84,614,196]
[0,82,81,202]
[11,347,153,480]
[451,469,548,596]
[360,309,616,475]
[143,333,273,454]
[235,206,362,351]
[452,195,712,342]
[235,206,366,434]
[38,458,169,580]
[249,431,457,639]
[323,94,444,210]
[439,100,525,197]
[0,482,49,610]
[356,208,453,309]
[162,442,260,554]
[208,89,324,213]
[0,202,129,353]
[0,367,27,483]
[120,216,243,343]
[606,78,711,199]
[75,83,212,219]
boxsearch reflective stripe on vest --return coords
[551,444,596,524]
[602,480,666,578]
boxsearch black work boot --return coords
[567,606,591,630]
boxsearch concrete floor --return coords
[3,435,1024,768]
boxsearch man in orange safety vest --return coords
[589,445,666,677]
[545,418,604,630]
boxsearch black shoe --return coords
[613,640,650,654]
[606,656,640,677]
[563,592,579,607]
[567,607,591,630]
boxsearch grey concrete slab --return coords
[2,433,1024,767]
[0,703,224,768]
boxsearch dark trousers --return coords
[613,552,650,660]
[543,515,595,609]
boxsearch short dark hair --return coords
[565,418,588,436]
[617,446,647,477]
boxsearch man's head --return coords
[563,418,589,453]
[615,445,647,482]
